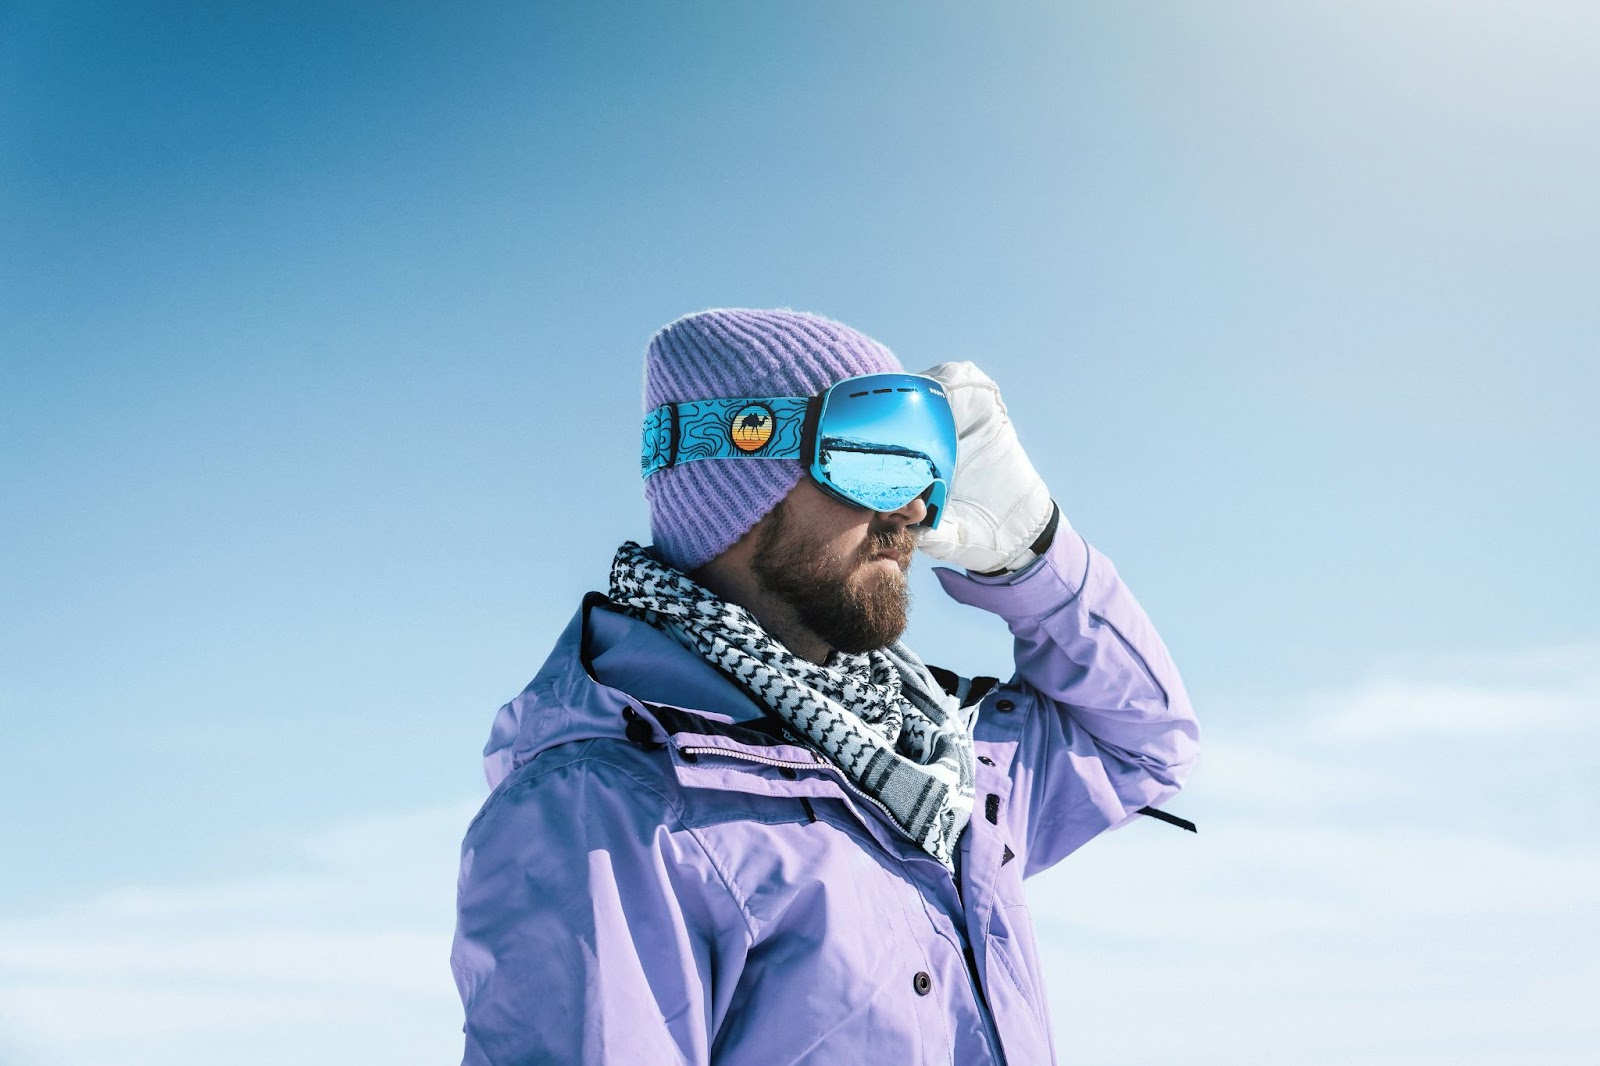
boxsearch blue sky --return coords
[2,2,1596,1062]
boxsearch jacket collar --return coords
[484,593,793,788]
[483,593,973,868]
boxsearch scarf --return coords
[608,541,975,869]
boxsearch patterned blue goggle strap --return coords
[642,397,812,478]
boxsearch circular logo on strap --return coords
[729,404,775,452]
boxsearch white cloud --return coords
[5,643,1598,1064]
[0,802,478,1065]
[0,929,450,993]
[1307,677,1590,739]
[1186,736,1404,811]
[1030,819,1600,942]
[1026,819,1600,1065]
[1016,639,1600,1063]
[0,982,360,1043]
[1304,642,1599,740]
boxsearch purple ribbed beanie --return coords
[643,308,902,573]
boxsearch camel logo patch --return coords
[729,404,776,452]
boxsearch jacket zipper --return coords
[677,742,1009,1063]
[952,855,1006,1064]
[677,744,907,842]
[963,942,1006,1064]
[676,745,816,773]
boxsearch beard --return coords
[750,497,916,655]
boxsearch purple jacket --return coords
[452,530,1199,1064]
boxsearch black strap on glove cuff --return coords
[973,502,1061,578]
[1028,501,1062,557]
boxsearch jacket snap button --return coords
[994,698,1015,713]
[778,766,797,780]
[912,971,932,996]
[978,755,994,766]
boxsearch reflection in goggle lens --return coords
[816,445,939,513]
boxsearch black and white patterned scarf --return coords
[608,541,975,868]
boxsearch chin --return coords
[831,570,909,652]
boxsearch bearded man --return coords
[451,308,1200,1064]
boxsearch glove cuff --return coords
[974,501,1061,577]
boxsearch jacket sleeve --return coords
[451,749,751,1065]
[935,526,1200,876]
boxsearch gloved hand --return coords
[915,361,1061,574]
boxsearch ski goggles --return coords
[641,372,957,528]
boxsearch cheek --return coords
[813,525,869,567]
[795,531,861,584]
[812,496,878,555]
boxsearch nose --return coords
[878,489,930,529]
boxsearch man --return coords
[452,308,1199,1064]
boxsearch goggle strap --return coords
[641,396,810,478]
[799,393,823,470]
[640,405,679,476]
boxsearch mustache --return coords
[863,524,918,560]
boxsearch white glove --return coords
[916,361,1060,574]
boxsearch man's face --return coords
[750,477,921,655]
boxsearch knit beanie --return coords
[643,308,903,573]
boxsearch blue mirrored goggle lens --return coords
[811,374,956,523]
[815,448,940,513]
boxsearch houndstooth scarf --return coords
[609,541,975,868]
